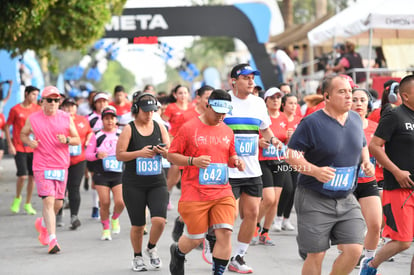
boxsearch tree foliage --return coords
[0,0,126,56]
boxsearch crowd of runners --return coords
[2,63,414,275]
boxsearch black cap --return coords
[61,97,77,106]
[101,106,117,119]
[138,97,158,112]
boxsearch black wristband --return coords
[66,137,70,144]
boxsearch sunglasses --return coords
[44,98,60,103]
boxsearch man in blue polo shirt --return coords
[286,74,375,274]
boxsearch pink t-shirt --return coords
[29,110,71,171]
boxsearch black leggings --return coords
[277,169,298,218]
[67,161,86,217]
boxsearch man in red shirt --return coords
[168,89,245,275]
[6,86,41,215]
[109,85,132,129]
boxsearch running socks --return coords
[102,219,110,230]
[235,242,249,257]
[147,242,156,250]
[213,257,229,275]
[112,212,121,220]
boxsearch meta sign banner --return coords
[103,4,278,89]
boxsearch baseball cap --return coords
[94,92,109,102]
[101,106,117,118]
[137,96,158,112]
[208,99,233,114]
[340,74,358,89]
[61,97,78,106]
[230,64,261,78]
[264,87,284,100]
[42,86,61,98]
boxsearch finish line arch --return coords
[103,3,280,89]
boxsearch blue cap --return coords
[230,64,261,78]
[208,99,233,114]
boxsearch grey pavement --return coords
[0,155,412,274]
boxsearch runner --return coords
[20,86,80,254]
[361,75,414,275]
[116,93,169,271]
[6,85,41,215]
[224,64,283,274]
[168,89,245,275]
[109,85,132,129]
[286,74,374,274]
[251,87,290,246]
[87,92,110,219]
[351,88,382,268]
[60,97,93,230]
[85,106,124,241]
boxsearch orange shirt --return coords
[259,113,288,161]
[358,119,378,183]
[164,103,192,136]
[7,103,41,152]
[169,117,236,202]
[70,115,93,166]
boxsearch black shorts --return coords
[354,180,380,200]
[93,172,122,188]
[377,180,384,190]
[123,184,168,226]
[230,177,263,199]
[14,152,34,176]
[260,160,291,188]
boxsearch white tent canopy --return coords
[308,0,414,46]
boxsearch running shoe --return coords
[146,247,162,269]
[101,229,112,241]
[271,216,283,232]
[259,233,276,246]
[70,215,81,230]
[281,219,295,231]
[10,197,22,213]
[358,257,377,275]
[228,255,253,274]
[34,217,48,246]
[111,218,120,234]
[23,203,36,215]
[132,256,147,272]
[91,207,100,219]
[355,254,365,269]
[202,238,213,264]
[250,226,260,245]
[169,243,185,275]
[172,216,184,242]
[48,238,61,254]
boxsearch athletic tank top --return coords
[122,120,166,187]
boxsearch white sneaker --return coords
[271,216,283,232]
[202,238,213,264]
[282,218,295,231]
[145,247,162,268]
[228,255,253,273]
[132,256,147,271]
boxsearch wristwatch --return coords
[66,137,70,144]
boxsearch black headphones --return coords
[131,93,157,114]
[388,82,399,104]
[352,88,373,111]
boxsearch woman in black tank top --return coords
[116,94,170,271]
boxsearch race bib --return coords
[323,166,357,191]
[136,155,162,175]
[199,163,228,185]
[235,136,257,156]
[263,144,287,159]
[44,169,65,181]
[103,156,123,172]
[358,157,376,178]
[69,144,82,156]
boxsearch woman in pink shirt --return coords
[86,106,125,241]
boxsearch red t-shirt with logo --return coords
[169,117,236,202]
[7,103,41,152]
[70,115,93,166]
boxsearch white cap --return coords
[264,87,284,100]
